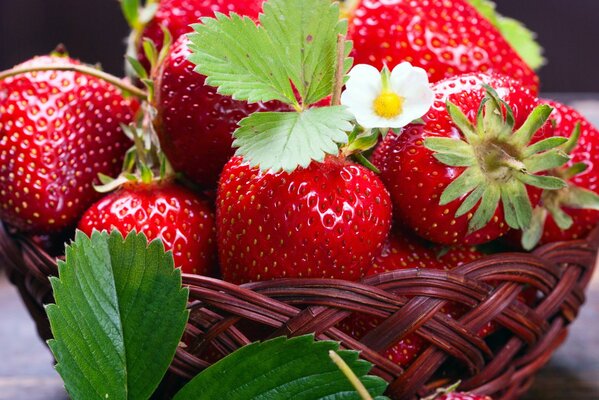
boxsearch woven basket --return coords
[1,221,598,400]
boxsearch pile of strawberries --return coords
[1,1,598,399]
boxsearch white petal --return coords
[341,64,383,127]
[390,63,434,124]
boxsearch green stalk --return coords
[0,64,147,99]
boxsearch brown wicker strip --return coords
[1,221,597,400]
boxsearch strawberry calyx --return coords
[521,123,599,249]
[424,85,570,235]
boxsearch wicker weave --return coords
[1,221,598,400]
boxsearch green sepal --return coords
[353,153,380,174]
[546,201,574,230]
[563,162,589,179]
[521,207,548,251]
[562,122,582,154]
[126,56,148,80]
[446,101,479,143]
[510,104,553,148]
[439,167,484,206]
[523,149,569,174]
[456,185,485,218]
[523,137,569,157]
[424,137,476,158]
[516,173,567,190]
[345,129,380,154]
[467,184,501,235]
[563,186,599,211]
[433,153,477,167]
[498,179,533,230]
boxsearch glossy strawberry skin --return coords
[138,0,265,70]
[217,156,392,284]
[78,181,216,275]
[540,100,599,243]
[372,73,540,246]
[348,0,539,94]
[339,231,483,367]
[155,37,287,188]
[0,56,137,233]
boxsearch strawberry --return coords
[0,55,137,233]
[134,0,265,71]
[514,100,599,249]
[340,231,484,367]
[78,180,216,275]
[346,0,539,93]
[372,73,568,246]
[217,156,392,284]
[154,36,287,188]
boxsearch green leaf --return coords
[467,0,545,70]
[120,0,140,28]
[188,13,296,105]
[46,231,189,400]
[261,0,350,105]
[233,107,352,172]
[173,335,388,400]
[188,0,349,107]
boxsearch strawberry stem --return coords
[331,33,347,107]
[0,64,147,99]
[328,351,373,400]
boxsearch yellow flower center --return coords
[373,91,404,119]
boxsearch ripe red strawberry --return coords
[154,36,287,188]
[340,231,483,367]
[136,0,265,70]
[347,0,539,93]
[372,73,566,246]
[0,55,137,233]
[78,181,216,275]
[217,156,392,284]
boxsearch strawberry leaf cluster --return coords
[46,231,388,400]
[188,0,354,172]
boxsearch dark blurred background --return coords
[0,0,598,92]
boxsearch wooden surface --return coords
[1,97,598,400]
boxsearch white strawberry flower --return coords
[341,62,434,129]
